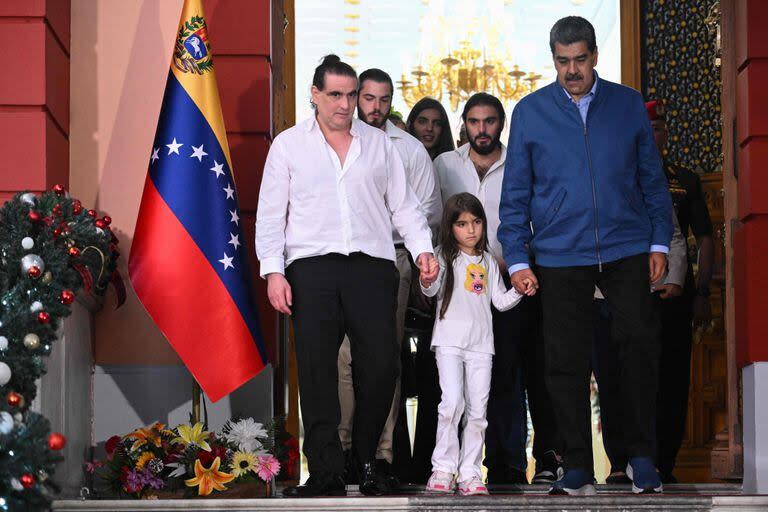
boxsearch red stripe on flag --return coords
[129,177,265,402]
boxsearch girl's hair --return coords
[312,54,357,91]
[406,97,455,160]
[437,192,489,320]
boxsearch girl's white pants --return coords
[431,346,493,482]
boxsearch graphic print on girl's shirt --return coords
[464,262,487,295]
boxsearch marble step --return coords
[52,487,768,512]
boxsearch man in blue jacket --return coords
[498,16,673,495]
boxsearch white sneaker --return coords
[426,470,456,493]
[458,476,489,496]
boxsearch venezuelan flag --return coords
[129,0,266,402]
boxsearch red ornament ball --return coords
[28,266,42,279]
[53,228,62,237]
[37,311,50,324]
[95,219,106,229]
[52,204,62,216]
[103,215,112,225]
[28,211,42,223]
[7,392,22,407]
[87,209,97,218]
[52,184,66,196]
[72,201,83,215]
[68,247,81,258]
[20,473,35,489]
[47,432,66,451]
[59,290,75,305]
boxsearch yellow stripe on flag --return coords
[170,0,235,177]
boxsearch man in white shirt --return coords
[433,93,544,485]
[256,55,438,497]
[336,68,442,487]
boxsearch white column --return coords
[743,361,768,494]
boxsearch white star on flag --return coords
[223,183,235,200]
[150,147,160,164]
[228,233,241,249]
[190,144,208,162]
[229,210,240,225]
[166,138,183,155]
[218,253,234,270]
[210,160,225,178]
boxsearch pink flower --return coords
[85,461,104,474]
[256,455,281,482]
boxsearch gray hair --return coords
[549,16,597,54]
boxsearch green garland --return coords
[0,186,119,509]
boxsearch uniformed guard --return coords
[645,99,715,483]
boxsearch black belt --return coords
[394,243,406,250]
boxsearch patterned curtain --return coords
[641,1,721,173]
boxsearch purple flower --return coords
[125,469,144,494]
[126,468,165,493]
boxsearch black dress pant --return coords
[484,300,528,473]
[594,292,693,476]
[522,293,563,462]
[537,253,662,472]
[286,253,399,478]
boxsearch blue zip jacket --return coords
[498,77,673,268]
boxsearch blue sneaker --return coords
[549,468,596,495]
[626,457,663,494]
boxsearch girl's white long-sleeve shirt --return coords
[421,247,524,355]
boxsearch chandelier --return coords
[398,40,543,112]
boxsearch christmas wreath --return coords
[0,185,120,508]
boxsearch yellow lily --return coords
[185,457,235,496]
[172,422,212,451]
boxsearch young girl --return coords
[421,192,534,496]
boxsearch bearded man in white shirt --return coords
[256,55,438,498]
[336,68,442,489]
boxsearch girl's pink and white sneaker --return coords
[426,471,456,493]
[458,476,489,496]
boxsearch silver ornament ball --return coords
[19,193,36,206]
[20,254,45,275]
[23,333,40,350]
[0,336,7,351]
[0,412,13,435]
[30,301,43,313]
[0,362,11,386]
[21,237,34,250]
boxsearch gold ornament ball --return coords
[42,271,53,284]
[23,333,40,350]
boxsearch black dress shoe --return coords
[487,465,528,485]
[359,461,390,496]
[343,450,359,485]
[282,474,346,497]
[376,458,400,492]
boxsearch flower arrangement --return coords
[89,418,287,499]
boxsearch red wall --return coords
[735,0,768,366]
[205,0,278,362]
[0,0,70,203]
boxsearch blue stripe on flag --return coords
[148,71,266,361]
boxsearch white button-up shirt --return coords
[384,120,442,242]
[433,143,507,262]
[256,116,434,276]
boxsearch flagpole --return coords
[192,380,201,424]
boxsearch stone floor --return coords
[52,484,768,512]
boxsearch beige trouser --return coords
[338,247,412,462]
